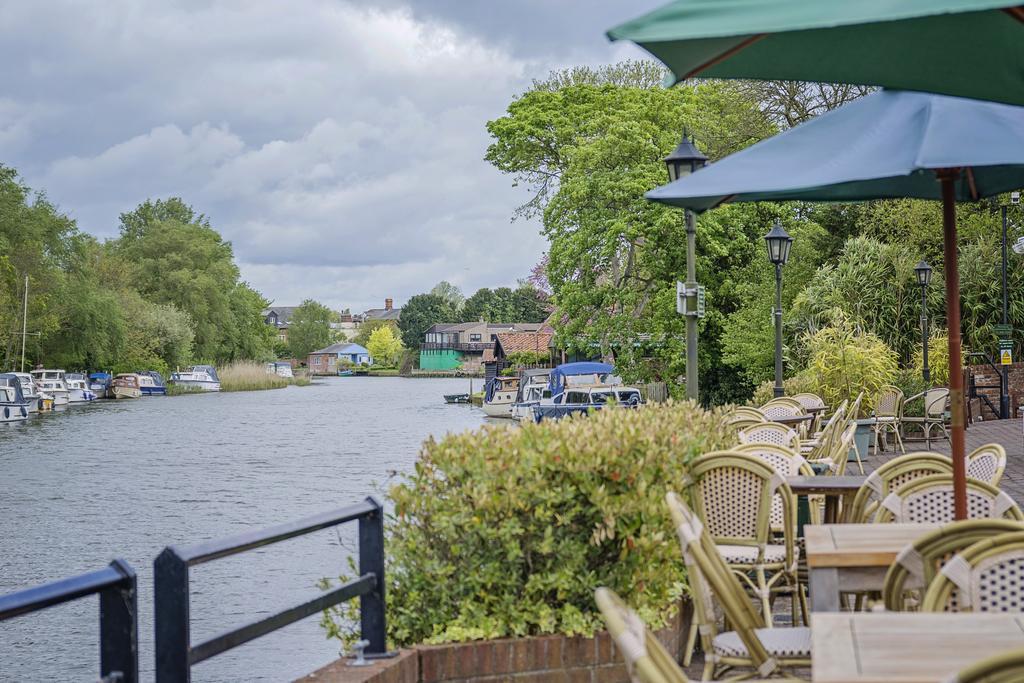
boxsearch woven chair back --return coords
[760,398,804,419]
[791,393,825,410]
[874,385,904,418]
[848,453,953,522]
[826,423,857,476]
[924,388,950,418]
[737,423,800,450]
[594,588,689,683]
[727,406,767,423]
[922,531,1024,613]
[882,519,1024,611]
[875,474,1024,524]
[733,443,812,529]
[967,443,1007,486]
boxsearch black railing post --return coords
[358,496,387,654]
[100,559,138,683]
[154,548,191,683]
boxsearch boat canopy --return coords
[89,372,112,381]
[548,362,614,395]
[0,373,27,403]
[193,365,220,381]
[140,370,166,386]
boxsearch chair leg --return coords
[756,567,772,627]
[683,620,698,667]
[873,424,881,455]
[892,423,906,454]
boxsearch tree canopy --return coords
[398,294,456,348]
[287,299,336,360]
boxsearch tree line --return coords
[0,169,275,375]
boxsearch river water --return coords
[0,377,488,682]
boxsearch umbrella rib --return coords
[965,167,979,200]
[683,34,766,80]
[1004,6,1024,23]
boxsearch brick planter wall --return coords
[296,600,690,683]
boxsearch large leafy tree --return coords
[366,324,404,366]
[430,281,465,312]
[398,293,456,348]
[287,299,335,360]
[460,285,549,323]
[486,63,775,397]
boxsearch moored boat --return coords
[511,368,552,421]
[65,373,98,402]
[12,372,40,413]
[265,361,294,379]
[111,373,143,399]
[89,372,114,398]
[0,373,31,422]
[481,375,520,418]
[444,393,470,404]
[138,371,168,396]
[169,365,221,392]
[31,369,70,406]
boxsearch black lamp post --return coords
[764,220,793,398]
[664,131,708,402]
[914,259,933,384]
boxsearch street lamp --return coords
[764,220,793,398]
[998,191,1021,418]
[665,131,708,402]
[914,259,933,384]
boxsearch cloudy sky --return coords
[1,1,661,313]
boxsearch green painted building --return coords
[419,348,464,370]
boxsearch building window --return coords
[470,334,481,342]
[313,357,321,365]
[490,334,497,342]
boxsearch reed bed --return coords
[219,361,290,392]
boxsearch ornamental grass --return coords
[218,360,289,392]
[321,400,733,647]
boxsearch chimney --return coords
[385,298,393,311]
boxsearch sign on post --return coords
[999,338,1014,365]
[676,282,707,319]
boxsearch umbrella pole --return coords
[939,170,968,520]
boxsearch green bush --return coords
[911,330,957,387]
[505,350,549,367]
[750,372,819,407]
[320,401,733,647]
[803,312,898,417]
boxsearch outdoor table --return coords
[805,523,939,612]
[806,405,829,415]
[772,413,813,426]
[812,612,1024,682]
[787,475,865,524]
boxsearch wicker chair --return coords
[734,443,818,529]
[871,385,906,455]
[667,492,811,681]
[875,474,1024,524]
[922,531,1024,613]
[727,406,768,423]
[686,452,801,626]
[791,392,826,431]
[594,588,690,683]
[946,646,1024,682]
[824,423,857,477]
[847,453,954,523]
[900,387,951,449]
[882,519,1024,612]
[802,401,847,461]
[737,422,800,450]
[967,443,1007,486]
[759,398,805,421]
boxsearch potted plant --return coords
[803,315,898,461]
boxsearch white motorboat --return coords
[481,375,520,418]
[12,372,40,413]
[266,361,294,379]
[31,369,70,406]
[170,365,221,392]
[65,372,97,402]
[511,368,551,422]
[0,373,31,422]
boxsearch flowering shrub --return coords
[320,401,733,647]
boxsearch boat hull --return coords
[171,380,220,392]
[68,388,97,402]
[0,402,30,422]
[481,400,515,418]
[112,386,142,399]
[140,386,167,396]
[50,390,70,406]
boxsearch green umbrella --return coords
[607,0,1024,106]
[648,89,1024,520]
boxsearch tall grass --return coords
[219,361,290,392]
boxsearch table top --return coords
[812,612,1024,682]
[787,475,866,495]
[806,405,829,414]
[804,523,940,568]
[773,413,814,425]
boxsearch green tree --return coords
[287,299,335,360]
[430,281,465,312]
[398,293,456,348]
[460,285,549,323]
[353,319,399,348]
[366,324,404,366]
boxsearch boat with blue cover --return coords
[138,370,168,396]
[89,372,114,398]
[170,365,221,392]
[65,372,98,402]
[0,373,32,422]
[530,362,643,422]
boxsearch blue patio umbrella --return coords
[649,89,1024,519]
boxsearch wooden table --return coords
[812,612,1024,682]
[805,523,939,612]
[773,413,814,426]
[787,475,865,523]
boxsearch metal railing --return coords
[0,559,138,683]
[967,352,1008,419]
[420,341,493,352]
[154,496,387,682]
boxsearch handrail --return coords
[967,352,1008,419]
[154,497,387,682]
[0,559,138,683]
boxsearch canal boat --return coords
[89,372,114,398]
[138,371,168,396]
[31,369,70,406]
[510,368,551,421]
[481,375,520,418]
[12,372,40,413]
[111,373,143,399]
[170,365,221,392]
[0,373,31,422]
[65,373,98,402]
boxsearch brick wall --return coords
[969,361,1024,420]
[296,601,690,683]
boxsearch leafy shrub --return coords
[506,350,549,367]
[892,368,929,417]
[320,401,733,647]
[750,371,819,407]
[911,330,957,387]
[803,312,898,417]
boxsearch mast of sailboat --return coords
[20,275,28,372]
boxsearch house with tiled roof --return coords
[419,322,551,371]
[307,342,373,375]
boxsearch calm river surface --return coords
[0,377,489,682]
